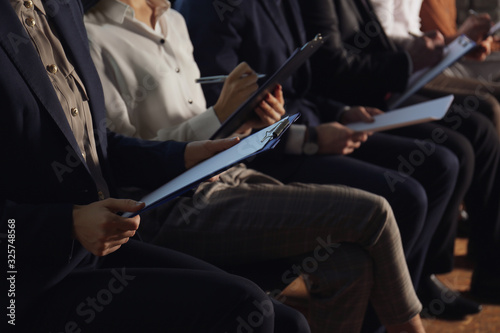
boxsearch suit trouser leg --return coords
[250,153,428,290]
[424,73,500,136]
[250,133,458,291]
[28,241,309,333]
[389,110,500,275]
[148,171,421,331]
[438,111,500,272]
[350,133,458,287]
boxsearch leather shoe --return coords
[470,267,500,304]
[418,274,482,319]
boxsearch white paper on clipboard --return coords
[122,114,300,217]
[348,95,454,132]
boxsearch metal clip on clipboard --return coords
[261,118,290,143]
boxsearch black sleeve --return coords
[299,0,411,108]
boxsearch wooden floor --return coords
[421,238,500,332]
[280,238,500,332]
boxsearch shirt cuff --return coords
[284,124,307,155]
[187,106,221,140]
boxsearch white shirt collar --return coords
[98,0,171,25]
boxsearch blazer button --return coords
[23,0,33,8]
[46,64,58,74]
[71,108,79,117]
[188,99,193,104]
[25,17,36,27]
[175,67,180,73]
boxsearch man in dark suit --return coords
[177,0,460,311]
[0,0,313,332]
[299,0,443,108]
[297,0,500,310]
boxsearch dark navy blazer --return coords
[177,0,347,128]
[0,0,187,317]
[298,0,412,108]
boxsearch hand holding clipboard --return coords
[210,34,325,140]
[122,114,300,217]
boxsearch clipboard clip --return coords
[261,118,290,143]
[301,33,325,51]
[457,34,473,47]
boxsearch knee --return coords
[354,193,399,248]
[373,196,397,232]
[389,175,427,217]
[228,277,311,333]
[476,93,500,125]
[371,198,405,249]
[223,275,277,331]
[429,145,459,185]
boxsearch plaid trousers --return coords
[139,164,421,332]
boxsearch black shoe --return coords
[418,274,482,319]
[470,267,500,304]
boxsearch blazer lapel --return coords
[259,0,296,54]
[355,0,398,52]
[287,0,307,46]
[0,1,82,154]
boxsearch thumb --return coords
[102,198,146,214]
[358,107,375,123]
[208,137,240,154]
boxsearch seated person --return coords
[178,0,500,319]
[84,0,428,332]
[0,0,311,332]
[371,0,500,134]
[298,0,500,310]
[176,0,464,318]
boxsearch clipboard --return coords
[347,95,454,132]
[387,35,476,110]
[123,113,300,217]
[210,34,325,140]
[488,21,500,37]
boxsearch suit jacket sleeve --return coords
[0,0,188,317]
[106,131,187,189]
[298,0,412,108]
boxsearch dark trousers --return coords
[23,240,309,333]
[249,131,458,290]
[390,108,500,275]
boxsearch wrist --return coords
[302,126,319,155]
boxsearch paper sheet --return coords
[122,114,299,217]
[348,95,454,132]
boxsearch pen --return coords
[469,9,479,16]
[196,73,266,84]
